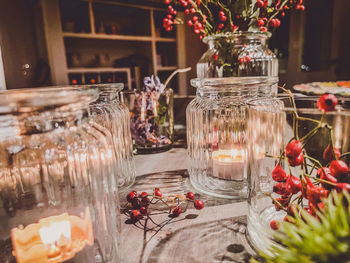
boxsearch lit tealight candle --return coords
[212,149,246,181]
[11,207,93,263]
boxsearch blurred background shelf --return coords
[40,0,190,94]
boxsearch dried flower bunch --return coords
[163,0,306,38]
[268,92,350,230]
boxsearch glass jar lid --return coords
[0,86,98,114]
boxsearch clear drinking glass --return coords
[121,86,174,154]
[197,31,278,78]
[88,83,136,190]
[0,87,120,263]
[186,77,278,199]
[247,96,350,253]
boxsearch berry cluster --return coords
[162,0,306,38]
[254,0,304,32]
[125,188,204,222]
[269,93,350,230]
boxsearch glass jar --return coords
[247,96,350,253]
[197,31,278,78]
[121,80,174,154]
[89,83,136,190]
[0,87,120,263]
[187,77,278,199]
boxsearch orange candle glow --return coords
[11,207,93,263]
[212,149,246,180]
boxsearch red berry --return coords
[286,175,302,194]
[259,26,267,32]
[130,210,141,221]
[272,164,288,182]
[127,191,137,202]
[307,186,328,205]
[244,55,251,63]
[219,15,227,22]
[154,189,162,198]
[323,144,341,162]
[187,20,193,27]
[273,182,287,195]
[285,140,303,159]
[186,192,195,200]
[317,94,338,112]
[269,19,276,27]
[212,54,219,61]
[288,153,304,167]
[256,0,264,8]
[132,198,141,208]
[190,8,196,13]
[219,11,225,17]
[139,192,148,198]
[140,206,148,215]
[301,176,314,198]
[329,160,349,179]
[270,220,279,230]
[194,29,200,34]
[218,23,224,30]
[336,183,350,193]
[141,197,151,206]
[194,200,204,210]
[172,206,182,216]
[185,9,190,14]
[165,0,171,4]
[257,19,265,27]
[281,12,285,17]
[165,26,173,31]
[317,167,337,190]
[238,57,245,63]
[192,16,198,21]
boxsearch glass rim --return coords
[0,86,98,114]
[191,76,279,89]
[203,31,272,43]
[81,83,124,93]
[248,95,350,115]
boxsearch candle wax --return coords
[212,149,246,181]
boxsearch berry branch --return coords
[268,92,350,230]
[163,0,306,39]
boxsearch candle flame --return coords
[39,220,71,248]
[213,149,247,163]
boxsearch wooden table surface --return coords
[119,148,255,263]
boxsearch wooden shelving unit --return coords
[39,0,187,94]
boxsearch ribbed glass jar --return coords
[247,96,350,253]
[0,87,120,263]
[187,77,278,199]
[89,83,136,190]
[197,32,278,78]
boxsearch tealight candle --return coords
[11,207,93,263]
[212,149,246,181]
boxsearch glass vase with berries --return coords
[247,91,350,253]
[162,0,306,78]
